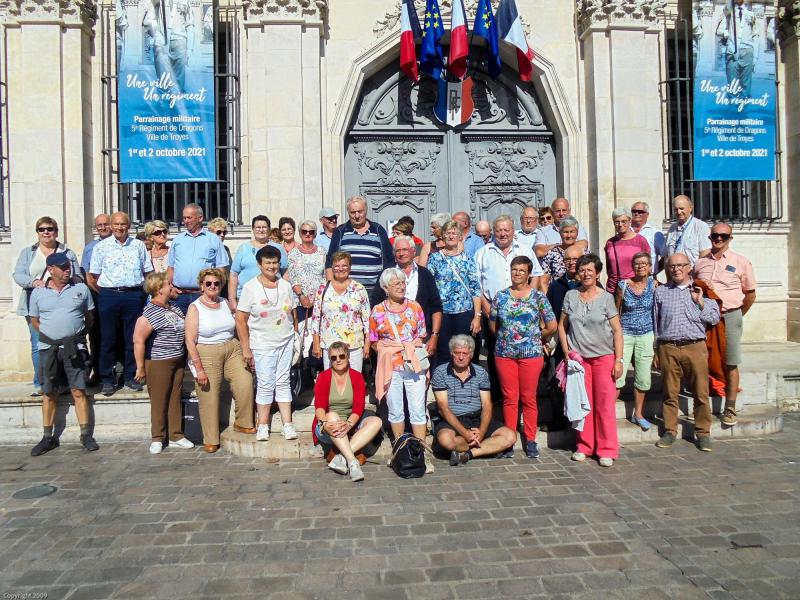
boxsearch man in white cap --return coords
[316,207,339,252]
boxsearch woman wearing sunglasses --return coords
[286,220,326,323]
[313,342,383,482]
[13,216,81,396]
[144,220,170,273]
[185,268,255,453]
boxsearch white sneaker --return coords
[256,424,270,441]
[348,460,364,482]
[599,457,614,467]
[425,454,435,474]
[328,453,348,475]
[282,422,298,440]
[170,438,194,449]
[571,451,586,462]
[149,441,163,455]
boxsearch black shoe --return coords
[80,434,99,452]
[497,448,515,459]
[101,383,116,397]
[31,436,59,456]
[124,380,144,392]
[525,441,540,459]
[449,450,470,466]
[656,432,676,448]
[696,436,713,452]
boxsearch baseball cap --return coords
[318,207,339,219]
[46,252,71,267]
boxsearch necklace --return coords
[200,296,220,308]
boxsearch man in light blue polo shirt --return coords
[168,203,229,315]
[88,211,152,395]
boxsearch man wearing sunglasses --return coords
[315,207,339,252]
[630,202,665,274]
[694,223,757,427]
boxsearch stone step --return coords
[220,406,783,460]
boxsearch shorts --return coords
[434,410,504,438]
[315,409,377,446]
[39,345,89,395]
[723,309,743,366]
[616,332,655,391]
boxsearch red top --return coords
[312,368,367,442]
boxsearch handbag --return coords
[389,433,426,478]
[385,302,429,373]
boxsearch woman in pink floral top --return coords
[310,251,370,372]
[369,268,429,460]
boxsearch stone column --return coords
[779,0,800,340]
[3,0,97,252]
[241,0,327,222]
[577,0,666,249]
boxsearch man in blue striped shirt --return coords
[325,196,393,298]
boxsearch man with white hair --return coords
[630,201,665,273]
[474,215,543,392]
[664,195,711,267]
[515,206,540,250]
[535,198,589,258]
[475,220,492,244]
[325,196,393,297]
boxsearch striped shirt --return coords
[142,302,186,360]
[431,363,490,416]
[653,281,720,342]
[326,221,393,293]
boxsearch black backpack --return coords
[390,434,426,479]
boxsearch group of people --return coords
[14,194,756,481]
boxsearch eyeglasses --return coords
[323,216,338,222]
[521,216,538,221]
[669,263,690,269]
[541,216,553,222]
[631,209,648,215]
[214,230,227,236]
[152,229,167,236]
[37,227,56,233]
[203,281,221,288]
[330,353,348,361]
[96,223,111,229]
[633,262,651,268]
[564,257,580,263]
[710,233,731,241]
[300,229,315,235]
[253,226,269,231]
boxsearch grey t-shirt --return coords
[562,289,617,358]
[28,283,94,350]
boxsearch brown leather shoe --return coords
[204,444,220,453]
[234,425,256,434]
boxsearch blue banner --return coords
[117,0,216,183]
[692,1,776,181]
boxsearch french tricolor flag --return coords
[448,0,469,80]
[400,0,422,83]
[496,0,534,82]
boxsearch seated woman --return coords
[313,342,383,482]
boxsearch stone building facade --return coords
[0,0,796,380]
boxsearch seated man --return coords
[432,334,516,465]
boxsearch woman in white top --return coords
[286,219,326,323]
[235,245,299,442]
[185,268,255,453]
[144,220,170,273]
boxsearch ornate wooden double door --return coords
[345,63,558,239]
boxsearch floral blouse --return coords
[310,280,370,349]
[541,245,567,279]
[490,288,556,359]
[286,246,326,298]
[369,299,428,370]
[426,251,481,314]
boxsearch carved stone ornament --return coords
[778,0,800,41]
[244,0,327,23]
[465,140,547,185]
[7,0,97,25]
[354,141,441,186]
[374,0,529,38]
[575,0,666,35]
[469,184,545,221]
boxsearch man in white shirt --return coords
[534,198,589,258]
[515,206,539,250]
[630,201,666,274]
[474,215,543,395]
[664,195,711,267]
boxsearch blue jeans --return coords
[172,292,200,317]
[28,320,41,388]
[98,288,146,385]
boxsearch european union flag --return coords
[419,0,444,79]
[473,0,501,78]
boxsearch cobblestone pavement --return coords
[2,416,799,600]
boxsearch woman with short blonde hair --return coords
[144,220,170,272]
